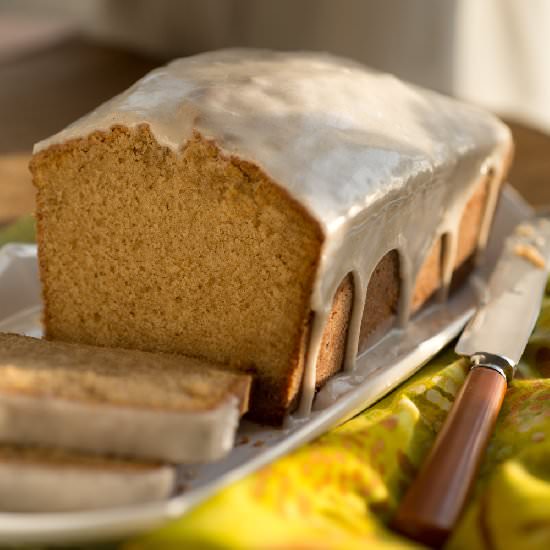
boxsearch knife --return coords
[392,217,550,547]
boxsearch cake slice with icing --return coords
[0,444,175,512]
[30,49,513,424]
[0,333,251,462]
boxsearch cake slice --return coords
[0,333,251,463]
[0,444,174,512]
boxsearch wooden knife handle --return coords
[392,366,507,547]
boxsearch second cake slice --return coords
[0,333,251,463]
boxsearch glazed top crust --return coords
[34,49,510,233]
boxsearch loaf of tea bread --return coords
[30,49,513,423]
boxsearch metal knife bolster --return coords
[468,352,515,384]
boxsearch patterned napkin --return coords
[2,218,548,549]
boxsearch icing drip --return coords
[297,161,505,417]
[33,49,512,418]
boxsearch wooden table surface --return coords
[0,30,162,228]
[1,34,549,226]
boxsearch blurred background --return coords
[1,0,549,230]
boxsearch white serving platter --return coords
[0,186,532,545]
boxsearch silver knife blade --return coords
[455,218,550,365]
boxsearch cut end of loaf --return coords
[30,125,324,423]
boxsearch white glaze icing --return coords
[33,49,512,417]
[0,393,240,463]
[0,460,174,512]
